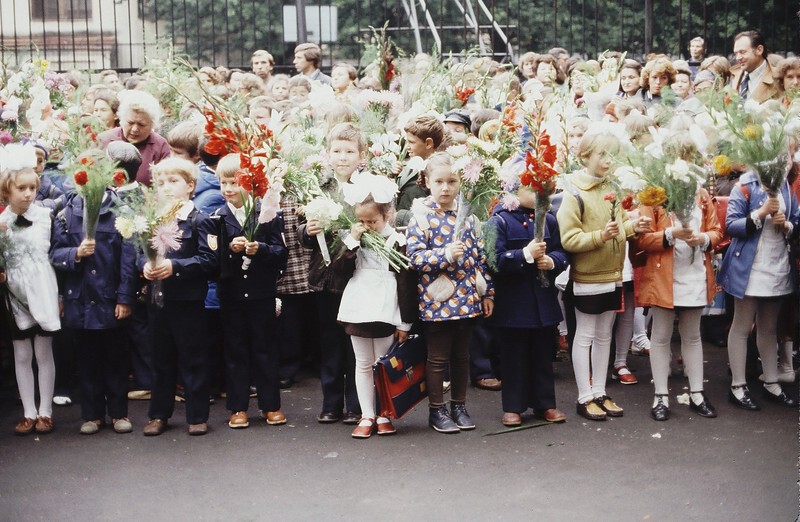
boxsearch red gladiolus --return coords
[80,156,94,166]
[204,138,227,156]
[74,170,88,186]
[455,85,476,106]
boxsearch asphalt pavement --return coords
[0,340,797,521]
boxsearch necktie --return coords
[14,215,33,228]
[739,72,750,99]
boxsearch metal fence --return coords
[1,0,797,73]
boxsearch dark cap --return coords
[105,141,142,183]
[443,109,472,129]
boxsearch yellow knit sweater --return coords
[556,170,636,284]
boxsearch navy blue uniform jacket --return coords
[213,205,288,301]
[486,206,569,329]
[50,191,138,329]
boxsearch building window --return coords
[30,0,92,21]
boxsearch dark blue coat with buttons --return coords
[485,205,569,329]
[138,207,219,302]
[50,191,138,330]
[213,204,288,302]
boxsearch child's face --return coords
[672,73,691,98]
[249,107,271,127]
[583,149,612,177]
[328,139,362,180]
[516,186,537,208]
[648,71,670,95]
[567,127,585,154]
[331,67,352,91]
[536,62,557,85]
[405,133,432,159]
[93,99,116,129]
[426,166,460,210]
[157,173,194,203]
[5,170,38,214]
[619,67,640,95]
[271,81,289,101]
[289,86,310,101]
[445,121,468,136]
[219,175,244,207]
[520,60,536,79]
[34,149,46,174]
[355,202,387,233]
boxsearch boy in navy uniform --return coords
[50,150,138,434]
[142,158,219,436]
[213,154,288,428]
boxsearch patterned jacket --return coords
[405,196,494,322]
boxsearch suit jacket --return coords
[730,61,781,104]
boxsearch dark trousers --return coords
[127,300,154,390]
[206,309,225,396]
[53,329,77,397]
[76,328,129,420]
[469,322,498,382]
[424,319,475,407]
[316,292,359,414]
[495,326,557,413]
[277,293,316,381]
[148,301,210,424]
[221,298,280,412]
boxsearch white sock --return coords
[764,382,782,395]
[690,392,705,406]
[652,395,669,408]
[780,342,794,372]
[376,417,391,424]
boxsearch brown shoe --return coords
[536,408,567,423]
[143,418,167,436]
[594,395,624,417]
[351,418,375,439]
[14,417,36,435]
[576,400,607,421]
[376,417,396,435]
[228,411,249,429]
[476,378,502,391]
[264,410,286,425]
[502,412,522,426]
[188,422,208,436]
[34,416,54,434]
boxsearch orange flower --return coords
[204,138,227,156]
[74,170,88,186]
[638,186,667,207]
[80,156,94,166]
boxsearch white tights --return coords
[649,307,704,396]
[351,335,394,419]
[572,309,616,403]
[13,335,55,419]
[728,297,782,387]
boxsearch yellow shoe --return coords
[595,396,624,417]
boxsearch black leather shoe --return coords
[429,406,460,433]
[728,386,760,411]
[689,393,717,418]
[651,395,670,421]
[342,412,361,425]
[317,411,342,423]
[278,378,294,389]
[450,402,476,430]
[763,384,797,408]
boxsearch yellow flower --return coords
[743,124,763,140]
[712,155,733,176]
[36,59,49,73]
[638,186,667,207]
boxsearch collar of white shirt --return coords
[227,201,247,226]
[176,200,195,221]
[747,59,767,90]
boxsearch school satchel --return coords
[373,334,428,419]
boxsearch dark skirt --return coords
[568,281,622,315]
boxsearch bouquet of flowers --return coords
[366,133,403,178]
[114,187,183,307]
[711,94,800,196]
[72,152,128,240]
[448,137,503,238]
[356,89,405,137]
[361,22,399,91]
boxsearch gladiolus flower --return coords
[113,170,127,186]
[80,156,94,166]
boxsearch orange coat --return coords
[634,189,722,309]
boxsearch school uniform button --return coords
[90,301,95,305]
[91,269,96,275]
[67,289,72,295]
[244,293,249,298]
[243,274,247,279]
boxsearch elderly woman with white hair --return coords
[100,90,170,186]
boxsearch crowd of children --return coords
[0,33,798,439]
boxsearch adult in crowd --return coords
[686,37,705,79]
[251,50,274,86]
[100,90,170,186]
[730,30,780,103]
[294,43,331,85]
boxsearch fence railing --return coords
[1,0,797,73]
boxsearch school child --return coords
[270,74,291,102]
[25,140,64,211]
[486,185,569,426]
[405,152,495,433]
[556,130,651,421]
[0,144,60,435]
[336,173,416,438]
[213,154,288,429]
[302,122,363,424]
[141,158,218,436]
[50,150,138,434]
[288,76,312,103]
[396,115,444,216]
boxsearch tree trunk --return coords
[644,0,653,56]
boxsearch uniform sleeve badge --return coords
[207,234,218,251]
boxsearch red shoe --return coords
[376,417,396,435]
[612,365,638,385]
[351,418,375,439]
